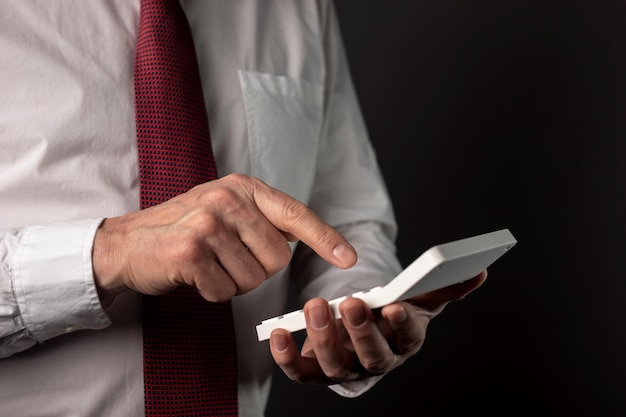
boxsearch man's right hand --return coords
[92,173,357,303]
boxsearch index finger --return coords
[250,178,358,269]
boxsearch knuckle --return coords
[189,211,221,236]
[358,356,391,375]
[206,186,243,211]
[224,173,264,195]
[165,212,219,265]
[236,267,267,294]
[224,172,251,184]
[324,367,351,382]
[276,247,293,269]
[216,285,237,302]
[281,201,336,249]
[170,232,205,264]
[262,243,292,277]
[200,288,233,303]
[222,172,249,189]
[281,198,310,228]
[197,272,237,303]
[205,186,258,226]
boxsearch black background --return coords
[266,1,626,415]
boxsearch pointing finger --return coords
[248,177,358,269]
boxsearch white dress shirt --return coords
[0,1,402,416]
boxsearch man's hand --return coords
[92,174,357,302]
[269,270,487,385]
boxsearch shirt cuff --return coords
[12,219,111,342]
[328,374,385,398]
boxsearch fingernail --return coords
[308,305,329,330]
[271,332,289,352]
[344,304,367,327]
[333,243,357,267]
[395,306,408,323]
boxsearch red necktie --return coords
[134,0,238,415]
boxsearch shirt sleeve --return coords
[294,1,402,306]
[290,1,404,397]
[0,219,111,358]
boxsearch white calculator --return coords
[256,228,517,341]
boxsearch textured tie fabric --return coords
[134,0,238,415]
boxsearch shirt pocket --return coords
[238,70,323,204]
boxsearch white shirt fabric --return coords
[0,1,402,416]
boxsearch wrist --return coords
[93,217,129,306]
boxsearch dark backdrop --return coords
[266,1,626,415]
